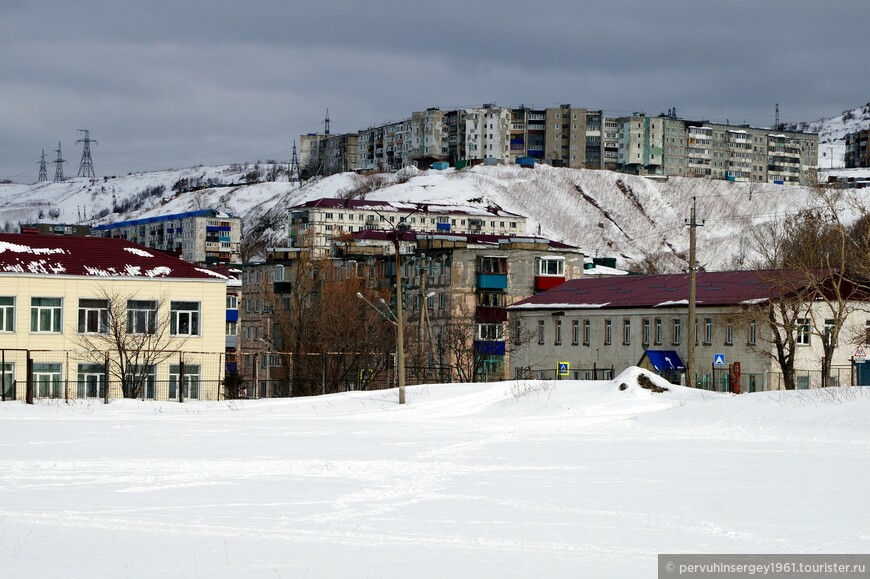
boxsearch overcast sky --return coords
[2,0,868,181]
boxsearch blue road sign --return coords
[557,362,570,376]
[713,354,726,367]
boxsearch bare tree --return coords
[73,287,183,398]
[744,181,870,388]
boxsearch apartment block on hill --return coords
[92,209,241,265]
[302,105,818,185]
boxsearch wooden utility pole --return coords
[686,196,703,388]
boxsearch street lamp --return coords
[356,291,403,403]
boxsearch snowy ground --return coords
[1,368,869,578]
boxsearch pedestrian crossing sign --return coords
[557,362,570,376]
[713,354,726,367]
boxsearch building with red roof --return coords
[0,234,229,401]
[507,270,869,390]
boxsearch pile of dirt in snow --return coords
[615,367,671,394]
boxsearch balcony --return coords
[477,273,508,290]
[535,276,566,291]
[476,306,507,323]
[474,340,506,356]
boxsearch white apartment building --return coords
[93,209,241,266]
[289,198,528,256]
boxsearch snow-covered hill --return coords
[3,104,870,271]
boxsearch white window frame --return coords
[796,318,811,346]
[537,257,565,276]
[31,298,62,333]
[0,296,14,332]
[78,298,110,334]
[170,301,200,336]
[169,364,201,400]
[127,300,157,335]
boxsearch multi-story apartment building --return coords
[92,209,241,265]
[288,198,528,257]
[0,233,227,401]
[303,105,818,184]
[845,129,870,169]
[237,231,584,388]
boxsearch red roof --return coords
[508,270,816,310]
[0,234,224,280]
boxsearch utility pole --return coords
[76,129,97,178]
[288,140,301,183]
[53,142,66,183]
[37,150,48,182]
[391,224,408,404]
[686,196,703,388]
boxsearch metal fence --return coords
[514,366,615,381]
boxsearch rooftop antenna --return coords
[324,109,330,135]
[775,103,780,129]
[37,149,48,182]
[53,142,66,182]
[288,140,301,183]
[76,129,97,178]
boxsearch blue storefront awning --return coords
[642,350,685,371]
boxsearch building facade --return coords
[0,234,228,401]
[508,271,865,390]
[304,105,818,185]
[92,209,241,265]
[845,129,870,169]
[288,198,528,257]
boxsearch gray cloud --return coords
[1,0,868,180]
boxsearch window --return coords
[479,256,507,274]
[77,363,106,399]
[725,321,734,345]
[796,318,811,345]
[274,265,285,282]
[125,365,156,399]
[554,319,562,345]
[0,297,14,332]
[654,318,663,345]
[672,318,681,345]
[513,320,522,345]
[642,319,650,346]
[169,364,200,400]
[583,320,590,346]
[824,319,836,346]
[704,318,713,345]
[78,299,109,334]
[538,320,545,344]
[127,300,157,335]
[623,319,631,345]
[477,323,504,341]
[479,292,506,307]
[439,293,448,310]
[748,320,757,345]
[537,258,565,276]
[1,362,13,399]
[226,295,238,309]
[170,302,200,336]
[604,319,612,345]
[572,320,579,345]
[33,362,62,398]
[226,321,237,336]
[31,298,62,332]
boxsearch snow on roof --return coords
[0,234,221,281]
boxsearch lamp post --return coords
[356,291,402,403]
